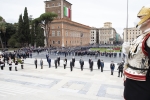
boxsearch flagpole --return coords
[126,0,128,42]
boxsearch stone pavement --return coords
[0,58,124,100]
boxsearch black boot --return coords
[21,65,23,69]
[1,66,3,70]
[9,67,12,71]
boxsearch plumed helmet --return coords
[136,5,150,28]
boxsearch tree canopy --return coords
[35,12,57,47]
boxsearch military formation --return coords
[0,46,124,78]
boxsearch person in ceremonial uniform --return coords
[21,57,24,69]
[0,59,4,70]
[8,57,12,71]
[123,5,150,100]
[15,58,18,71]
[63,59,67,69]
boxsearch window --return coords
[47,4,49,7]
[57,31,61,36]
[52,31,55,36]
[57,3,60,6]
[52,3,55,6]
[53,41,55,44]
[58,26,60,29]
[58,41,60,44]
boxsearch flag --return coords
[64,6,71,18]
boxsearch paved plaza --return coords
[0,58,124,100]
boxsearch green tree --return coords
[18,14,24,46]
[23,7,30,46]
[0,16,6,48]
[39,12,57,47]
[1,23,17,47]
[32,18,45,47]
[36,25,45,47]
[8,34,18,47]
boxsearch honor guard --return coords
[8,57,12,71]
[123,4,150,100]
[15,58,18,71]
[21,57,24,69]
[0,59,4,70]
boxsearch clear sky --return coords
[0,0,149,37]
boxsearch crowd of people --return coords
[0,46,124,78]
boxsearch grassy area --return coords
[90,47,121,52]
[0,48,20,51]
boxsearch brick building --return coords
[44,0,90,47]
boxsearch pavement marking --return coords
[97,84,123,100]
[60,80,92,94]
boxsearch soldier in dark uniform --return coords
[90,60,93,71]
[89,58,91,69]
[70,60,73,71]
[97,59,101,69]
[57,56,60,66]
[34,58,37,69]
[54,58,57,69]
[79,58,84,71]
[117,61,124,77]
[72,57,75,67]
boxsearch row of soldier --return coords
[35,56,105,72]
[0,56,24,71]
[50,50,123,58]
[1,55,123,77]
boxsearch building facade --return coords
[99,22,117,45]
[44,0,90,47]
[90,27,99,44]
[49,19,90,47]
[123,27,142,44]
[45,0,72,20]
[90,22,120,45]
